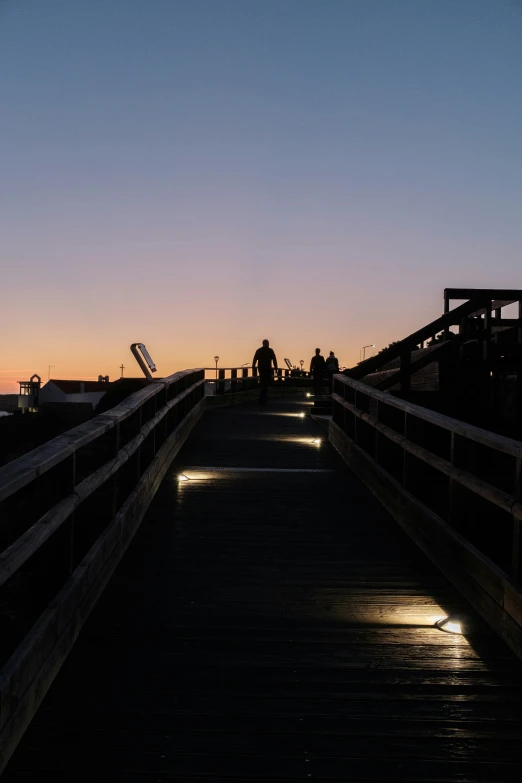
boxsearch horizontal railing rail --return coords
[332,373,522,580]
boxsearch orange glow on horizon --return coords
[0,297,442,394]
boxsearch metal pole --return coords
[214,356,219,395]
[362,344,375,361]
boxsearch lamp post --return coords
[214,356,219,395]
[48,365,55,381]
[361,344,375,361]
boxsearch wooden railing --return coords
[204,366,258,395]
[330,372,522,658]
[0,368,205,771]
[348,290,522,392]
[203,366,309,395]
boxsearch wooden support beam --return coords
[444,288,522,303]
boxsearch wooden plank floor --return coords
[4,398,522,781]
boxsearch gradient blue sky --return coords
[1,0,521,390]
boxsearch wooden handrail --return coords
[347,294,492,379]
[0,366,208,770]
[333,374,522,457]
[0,369,201,503]
[332,393,522,520]
[333,373,522,583]
[0,368,205,583]
[330,372,522,661]
[0,381,202,589]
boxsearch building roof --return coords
[48,380,111,394]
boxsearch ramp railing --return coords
[0,368,205,771]
[331,372,522,659]
[203,366,310,395]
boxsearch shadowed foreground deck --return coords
[4,399,522,781]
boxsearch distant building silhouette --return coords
[39,377,110,410]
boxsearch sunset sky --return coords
[1,0,521,393]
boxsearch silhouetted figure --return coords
[252,339,278,404]
[325,351,339,393]
[310,348,325,397]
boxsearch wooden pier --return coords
[2,289,522,779]
[3,399,522,781]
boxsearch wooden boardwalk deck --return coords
[4,399,522,781]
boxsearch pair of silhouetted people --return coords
[252,341,338,403]
[252,339,278,404]
[310,349,339,395]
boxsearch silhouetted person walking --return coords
[310,348,325,397]
[253,339,278,404]
[325,351,339,393]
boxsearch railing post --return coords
[483,301,492,361]
[67,452,77,576]
[354,389,368,413]
[218,368,225,395]
[402,413,411,486]
[231,368,238,394]
[443,290,450,341]
[375,401,381,465]
[448,432,458,528]
[400,348,411,394]
[148,395,156,454]
[111,423,121,518]
[136,405,143,478]
[513,457,522,582]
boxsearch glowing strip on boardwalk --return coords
[179,467,334,476]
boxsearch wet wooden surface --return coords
[4,398,522,781]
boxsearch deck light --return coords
[311,438,322,445]
[306,393,311,398]
[435,615,473,635]
[299,412,305,418]
[178,474,189,482]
